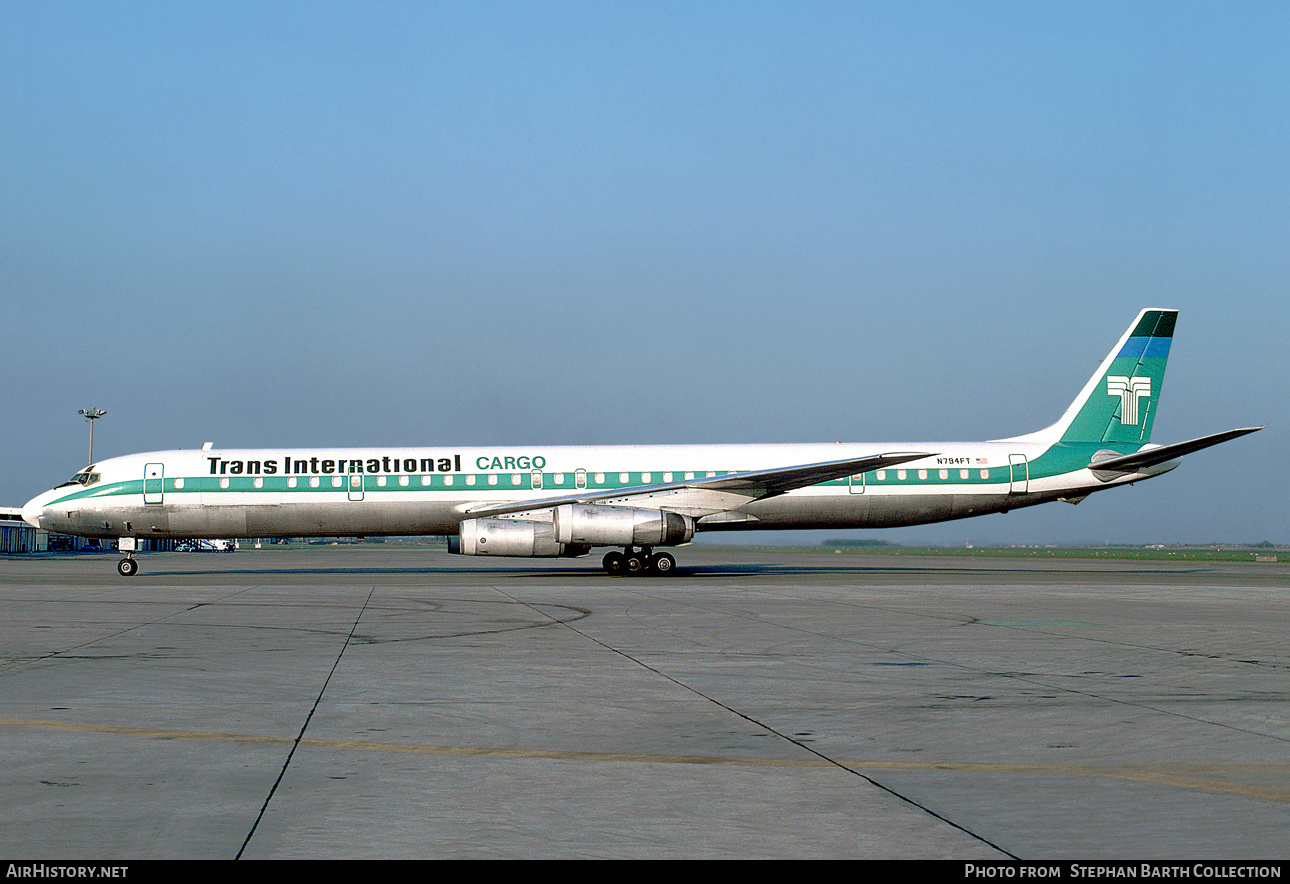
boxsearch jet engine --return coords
[450,506,693,558]
[451,518,580,557]
[552,504,694,547]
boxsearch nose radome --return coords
[21,494,46,529]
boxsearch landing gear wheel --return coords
[602,551,626,576]
[649,552,676,575]
[117,558,138,577]
[625,554,647,575]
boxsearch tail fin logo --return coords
[1107,376,1151,425]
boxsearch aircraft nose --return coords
[21,493,47,529]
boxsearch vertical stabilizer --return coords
[1041,309,1176,444]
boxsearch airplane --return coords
[21,308,1262,578]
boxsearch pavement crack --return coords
[490,585,1018,860]
[235,585,376,859]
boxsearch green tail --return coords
[1047,309,1176,444]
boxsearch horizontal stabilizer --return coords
[1088,426,1263,474]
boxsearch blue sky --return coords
[3,2,1286,545]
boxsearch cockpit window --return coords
[58,470,101,488]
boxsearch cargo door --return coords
[1008,454,1029,494]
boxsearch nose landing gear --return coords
[116,537,138,577]
[602,547,677,577]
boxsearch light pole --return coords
[79,407,106,465]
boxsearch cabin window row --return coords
[871,468,991,481]
[165,470,728,491]
[171,467,996,492]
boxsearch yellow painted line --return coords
[4,718,1288,803]
[0,718,819,765]
[839,761,1290,804]
[2,717,298,747]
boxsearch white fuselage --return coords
[22,439,1142,542]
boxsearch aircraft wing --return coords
[1089,426,1263,474]
[462,450,935,519]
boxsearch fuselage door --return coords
[144,463,164,504]
[848,472,865,494]
[348,474,364,502]
[1008,454,1029,494]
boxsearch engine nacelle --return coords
[452,518,566,557]
[552,504,694,547]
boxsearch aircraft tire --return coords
[649,552,676,575]
[602,551,626,576]
[625,554,646,575]
[117,558,138,577]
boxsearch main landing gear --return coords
[601,547,677,577]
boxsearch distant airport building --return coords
[0,507,45,553]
